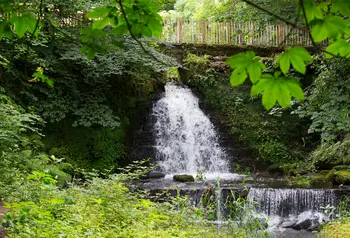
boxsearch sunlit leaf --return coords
[326,39,350,58]
[279,54,290,75]
[230,70,247,86]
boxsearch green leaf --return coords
[262,82,278,110]
[251,74,303,110]
[283,47,312,74]
[110,24,128,37]
[303,0,323,22]
[311,16,349,42]
[326,39,350,58]
[11,13,38,38]
[331,0,350,16]
[92,17,110,30]
[147,19,162,38]
[277,83,291,108]
[290,54,306,74]
[281,77,304,100]
[86,7,110,18]
[247,62,262,84]
[226,53,249,68]
[279,53,290,75]
[80,45,97,60]
[288,47,312,62]
[230,70,247,87]
[251,75,273,96]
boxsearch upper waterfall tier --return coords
[153,84,229,174]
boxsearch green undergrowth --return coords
[189,69,313,171]
[320,196,350,238]
[1,170,256,238]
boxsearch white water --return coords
[153,84,229,174]
[247,188,338,217]
[247,188,338,231]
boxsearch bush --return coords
[1,173,244,238]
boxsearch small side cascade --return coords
[247,188,339,218]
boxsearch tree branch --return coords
[241,0,301,28]
[117,0,171,66]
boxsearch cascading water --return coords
[152,84,229,174]
[247,188,338,217]
[247,188,340,231]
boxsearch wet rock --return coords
[148,171,166,179]
[293,219,313,230]
[292,212,329,231]
[173,174,195,182]
[280,219,297,229]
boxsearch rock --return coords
[293,218,313,230]
[267,164,285,175]
[173,174,195,182]
[310,170,332,186]
[334,170,350,185]
[148,171,166,179]
[280,219,297,228]
[333,165,350,171]
[289,169,309,176]
[292,211,329,231]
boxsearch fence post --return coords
[226,22,230,44]
[202,20,206,43]
[176,19,182,43]
[191,18,194,42]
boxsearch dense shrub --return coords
[0,89,71,200]
[1,172,248,238]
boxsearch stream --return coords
[134,83,348,237]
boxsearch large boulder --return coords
[173,174,195,182]
[334,170,350,185]
[292,211,329,231]
[310,170,332,186]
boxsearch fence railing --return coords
[55,15,325,46]
[161,18,323,46]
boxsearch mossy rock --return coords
[333,165,350,171]
[173,175,195,182]
[325,169,336,184]
[289,169,309,176]
[334,170,350,185]
[310,170,332,186]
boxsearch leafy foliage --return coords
[0,89,71,200]
[294,58,350,143]
[1,170,251,237]
[226,50,307,110]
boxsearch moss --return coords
[310,170,332,185]
[334,170,350,185]
[173,175,195,182]
[325,169,336,184]
[333,165,350,171]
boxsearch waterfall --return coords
[152,84,229,174]
[247,188,339,218]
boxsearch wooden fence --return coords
[56,15,325,46]
[161,18,319,46]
